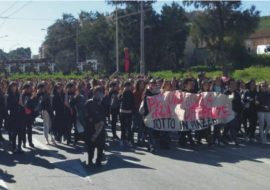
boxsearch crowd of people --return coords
[0,72,270,167]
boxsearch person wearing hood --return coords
[85,86,106,167]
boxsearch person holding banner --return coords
[223,79,243,146]
[159,80,172,149]
[141,79,160,152]
[178,78,195,147]
[196,79,213,146]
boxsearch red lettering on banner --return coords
[152,103,172,119]
[212,106,229,118]
[148,97,158,113]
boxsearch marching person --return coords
[85,86,106,167]
[7,82,24,153]
[242,79,257,142]
[133,79,145,146]
[223,79,243,146]
[72,82,87,144]
[0,86,6,143]
[21,83,35,148]
[109,81,120,140]
[179,78,195,147]
[52,82,65,143]
[64,82,76,145]
[256,81,270,144]
[37,82,55,145]
[141,79,160,153]
[119,81,134,147]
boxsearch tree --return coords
[43,14,79,72]
[8,47,31,59]
[78,12,115,73]
[184,0,260,72]
[158,2,189,70]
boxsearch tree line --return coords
[0,1,261,74]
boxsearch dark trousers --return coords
[65,124,72,144]
[213,124,224,143]
[243,110,257,138]
[196,127,212,144]
[12,126,23,151]
[223,117,239,144]
[120,112,132,141]
[22,122,33,145]
[159,131,170,148]
[111,109,118,137]
[0,119,3,141]
[87,142,104,164]
[179,131,194,146]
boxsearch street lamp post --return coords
[115,5,119,73]
[140,1,145,75]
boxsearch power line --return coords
[0,1,19,16]
[7,1,32,17]
[0,16,56,21]
[0,1,32,30]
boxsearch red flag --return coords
[124,47,130,73]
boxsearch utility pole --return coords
[140,1,145,75]
[76,24,79,69]
[115,4,119,73]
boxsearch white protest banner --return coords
[144,91,235,131]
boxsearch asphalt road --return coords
[1,124,270,190]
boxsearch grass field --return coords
[258,16,270,30]
[151,66,270,82]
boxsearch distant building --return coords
[245,29,270,54]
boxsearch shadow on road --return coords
[142,141,270,167]
[0,168,15,184]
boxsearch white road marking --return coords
[32,138,51,151]
[0,178,8,190]
[32,137,93,184]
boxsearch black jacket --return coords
[52,93,65,118]
[119,90,134,112]
[85,98,106,144]
[242,90,257,111]
[143,89,159,116]
[256,91,270,112]
[224,89,243,114]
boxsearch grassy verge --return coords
[4,66,270,82]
